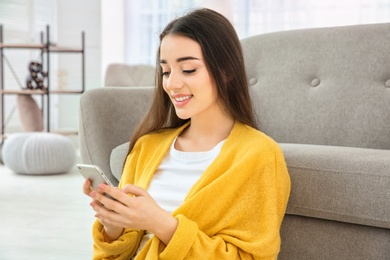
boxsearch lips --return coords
[174,95,192,102]
[171,94,193,107]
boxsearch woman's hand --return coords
[82,180,124,242]
[90,183,178,245]
[82,179,93,196]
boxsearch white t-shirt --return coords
[135,137,225,255]
[148,137,225,213]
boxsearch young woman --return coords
[83,8,290,259]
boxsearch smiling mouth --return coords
[174,95,193,102]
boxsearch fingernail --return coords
[98,184,106,190]
[90,191,97,198]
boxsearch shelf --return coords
[0,24,85,140]
[0,89,47,95]
[48,46,83,53]
[0,89,84,95]
[48,90,84,94]
[0,43,82,53]
[0,43,45,49]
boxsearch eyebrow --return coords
[160,56,200,64]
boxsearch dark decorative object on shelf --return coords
[25,61,47,90]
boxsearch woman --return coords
[83,8,290,259]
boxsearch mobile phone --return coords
[77,163,118,201]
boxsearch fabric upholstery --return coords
[279,215,390,260]
[241,23,390,149]
[110,143,390,230]
[104,64,155,87]
[79,87,154,186]
[2,132,76,174]
[280,143,390,229]
[110,142,130,181]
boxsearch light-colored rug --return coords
[0,154,95,259]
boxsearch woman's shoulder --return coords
[230,122,282,154]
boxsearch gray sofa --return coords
[79,23,390,259]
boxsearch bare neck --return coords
[175,116,234,152]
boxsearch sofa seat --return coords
[109,141,390,230]
[281,143,390,229]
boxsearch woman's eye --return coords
[183,69,196,74]
[161,71,170,77]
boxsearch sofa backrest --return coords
[104,63,155,87]
[241,23,390,149]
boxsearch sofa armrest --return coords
[79,86,154,185]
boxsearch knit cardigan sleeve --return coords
[91,135,148,260]
[91,127,180,259]
[92,221,144,260]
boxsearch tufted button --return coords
[248,78,257,86]
[385,79,390,88]
[311,78,320,87]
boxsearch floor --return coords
[0,151,95,259]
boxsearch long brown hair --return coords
[128,8,257,151]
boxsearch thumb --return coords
[121,184,147,197]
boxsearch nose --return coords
[165,70,183,90]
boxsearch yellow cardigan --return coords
[92,122,291,259]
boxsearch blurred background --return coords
[0,0,389,135]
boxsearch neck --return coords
[176,114,234,152]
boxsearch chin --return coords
[176,114,191,120]
[174,110,191,120]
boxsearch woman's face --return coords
[160,34,221,121]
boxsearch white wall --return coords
[56,0,101,131]
[101,0,125,82]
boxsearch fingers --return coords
[90,186,125,212]
[90,191,127,228]
[91,184,166,232]
[96,184,124,202]
[91,184,139,221]
[121,184,147,197]
[90,200,118,226]
[83,179,93,196]
[84,181,126,229]
[95,183,147,202]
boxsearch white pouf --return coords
[2,132,76,175]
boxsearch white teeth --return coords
[174,95,192,102]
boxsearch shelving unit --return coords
[0,25,85,142]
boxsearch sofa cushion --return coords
[280,143,390,229]
[242,24,390,150]
[110,142,130,181]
